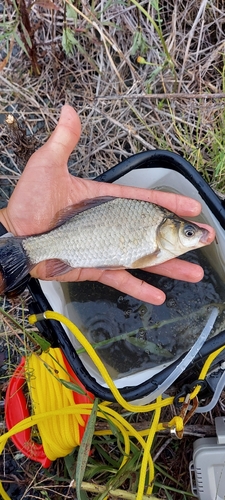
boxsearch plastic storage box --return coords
[190,417,225,500]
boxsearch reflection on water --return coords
[61,248,225,379]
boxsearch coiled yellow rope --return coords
[26,347,85,460]
[1,310,224,500]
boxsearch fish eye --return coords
[183,224,197,237]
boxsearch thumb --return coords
[27,104,82,170]
[46,104,81,160]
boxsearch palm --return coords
[1,105,215,305]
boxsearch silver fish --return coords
[0,196,210,294]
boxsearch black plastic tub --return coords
[28,150,225,403]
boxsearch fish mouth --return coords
[200,228,211,244]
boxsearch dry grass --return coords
[1,0,225,189]
[1,1,225,499]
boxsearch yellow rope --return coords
[26,348,85,460]
[1,310,224,500]
[188,345,225,400]
[138,396,162,497]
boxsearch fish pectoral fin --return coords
[130,250,161,269]
[45,259,74,277]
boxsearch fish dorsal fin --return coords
[49,196,117,230]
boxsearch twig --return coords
[95,420,216,437]
[178,0,208,92]
[92,107,155,150]
[69,480,159,499]
[153,437,173,461]
[94,92,225,100]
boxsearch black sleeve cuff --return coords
[0,222,8,236]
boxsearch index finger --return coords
[83,179,203,217]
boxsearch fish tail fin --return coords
[0,236,34,296]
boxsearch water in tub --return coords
[61,237,225,379]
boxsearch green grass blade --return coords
[14,31,29,57]
[58,378,87,395]
[75,398,99,500]
[130,0,171,63]
[154,480,193,496]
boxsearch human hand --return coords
[0,105,215,305]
